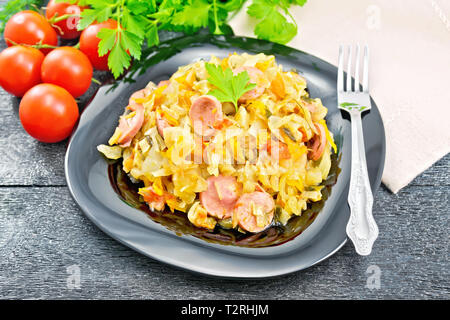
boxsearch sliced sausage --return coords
[129,88,151,105]
[140,186,165,211]
[157,80,170,88]
[234,191,275,233]
[199,175,240,219]
[129,81,168,105]
[233,66,265,103]
[117,103,145,147]
[263,137,291,161]
[298,127,309,142]
[308,123,327,160]
[305,103,316,113]
[156,113,171,138]
[189,95,223,136]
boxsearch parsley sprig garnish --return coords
[205,63,256,111]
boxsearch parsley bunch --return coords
[1,0,308,78]
[74,0,249,77]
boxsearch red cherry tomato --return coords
[41,46,93,98]
[79,19,118,70]
[0,46,44,97]
[19,84,79,143]
[4,11,58,54]
[46,0,86,39]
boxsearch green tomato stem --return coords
[212,0,222,35]
[50,13,80,24]
[91,77,101,85]
[4,38,59,49]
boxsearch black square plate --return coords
[65,35,385,278]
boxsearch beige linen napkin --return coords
[230,0,450,193]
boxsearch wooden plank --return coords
[409,154,450,186]
[0,38,110,186]
[0,186,448,299]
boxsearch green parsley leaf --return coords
[108,32,132,78]
[219,0,246,11]
[148,8,174,30]
[247,0,298,44]
[121,30,143,60]
[0,0,43,33]
[122,7,147,39]
[205,63,256,111]
[98,26,143,78]
[77,0,114,31]
[290,0,307,6]
[146,21,159,47]
[159,0,184,11]
[77,9,98,30]
[77,7,113,30]
[97,28,117,57]
[171,0,211,31]
[126,0,157,15]
[254,11,297,44]
[54,0,89,5]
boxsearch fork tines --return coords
[338,45,369,93]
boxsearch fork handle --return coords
[346,111,379,255]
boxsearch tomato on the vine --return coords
[41,46,93,98]
[19,84,79,143]
[80,19,118,71]
[4,11,58,54]
[46,0,86,40]
[0,46,44,97]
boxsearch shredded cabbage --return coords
[99,53,336,228]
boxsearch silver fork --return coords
[338,45,379,256]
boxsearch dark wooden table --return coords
[0,12,448,299]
